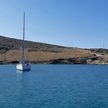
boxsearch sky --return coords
[0,0,108,48]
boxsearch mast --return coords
[22,12,25,60]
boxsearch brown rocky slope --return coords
[0,36,107,64]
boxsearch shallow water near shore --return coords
[0,64,108,108]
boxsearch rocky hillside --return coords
[0,36,107,64]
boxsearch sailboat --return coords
[16,13,31,71]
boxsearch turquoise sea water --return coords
[0,64,108,108]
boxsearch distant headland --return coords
[0,35,108,64]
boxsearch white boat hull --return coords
[16,63,30,71]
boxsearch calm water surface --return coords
[0,64,108,108]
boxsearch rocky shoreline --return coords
[0,36,108,64]
[0,55,107,64]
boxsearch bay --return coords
[0,64,108,108]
